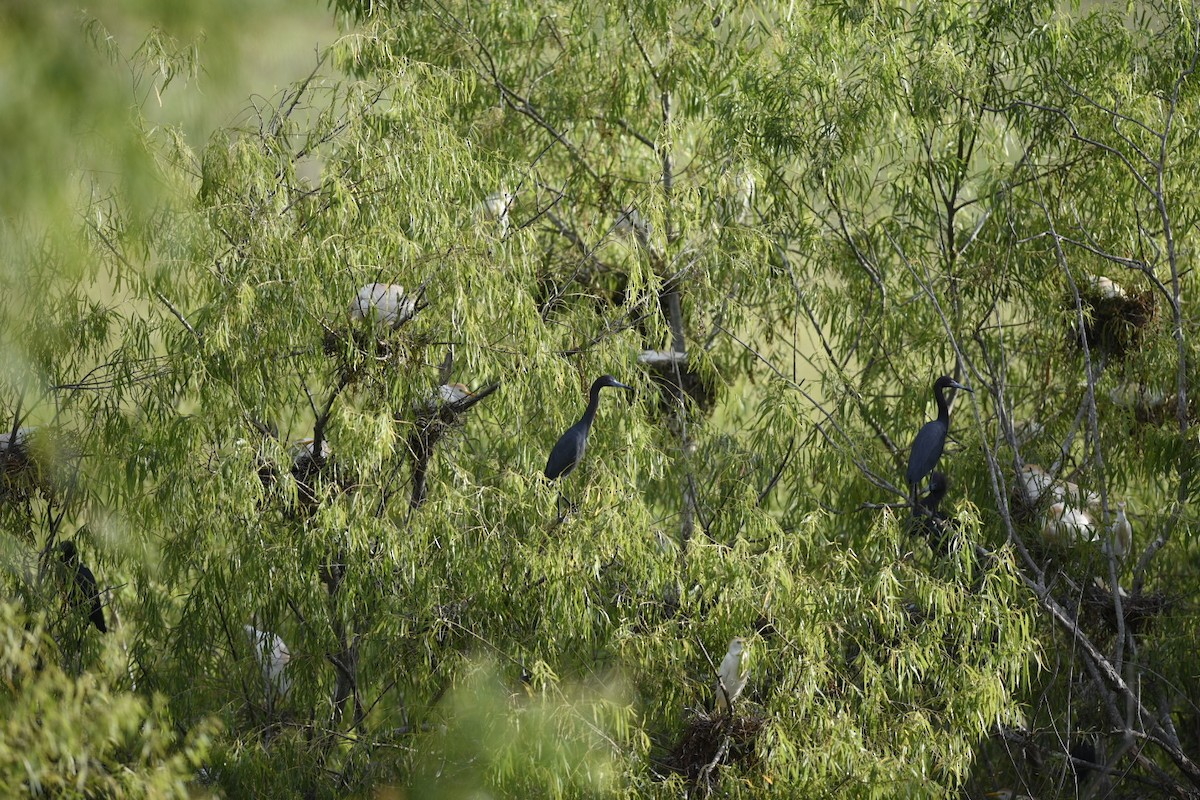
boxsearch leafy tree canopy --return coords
[2,0,1198,797]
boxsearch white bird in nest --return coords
[244,625,292,707]
[1019,464,1100,512]
[1042,502,1098,546]
[415,382,474,411]
[348,283,417,331]
[0,425,35,451]
[715,637,750,714]
[476,190,515,236]
[1104,501,1133,561]
[1087,275,1127,299]
[289,437,331,467]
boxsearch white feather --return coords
[348,283,416,330]
[244,624,292,702]
[715,637,749,713]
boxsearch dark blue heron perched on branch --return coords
[545,375,634,510]
[59,541,106,633]
[905,375,972,502]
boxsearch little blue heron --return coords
[1069,737,1097,784]
[715,637,749,714]
[544,375,634,482]
[905,375,972,501]
[59,541,106,633]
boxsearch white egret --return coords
[1105,501,1132,561]
[715,637,749,714]
[244,625,292,709]
[348,283,416,331]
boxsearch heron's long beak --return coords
[951,380,974,393]
[614,380,635,391]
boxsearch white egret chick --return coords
[244,625,293,705]
[348,283,416,331]
[614,206,651,240]
[715,637,750,714]
[1043,502,1097,546]
[1105,501,1133,561]
[477,190,515,235]
[1088,275,1127,299]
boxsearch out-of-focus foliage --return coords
[2,0,1199,797]
[0,604,213,797]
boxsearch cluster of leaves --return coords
[2,0,1199,797]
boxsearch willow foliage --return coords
[2,0,1199,797]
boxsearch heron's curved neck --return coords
[934,384,953,423]
[578,383,604,427]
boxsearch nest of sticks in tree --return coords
[0,429,37,502]
[254,439,356,517]
[640,350,719,416]
[1079,581,1170,636]
[0,427,74,505]
[664,709,765,786]
[406,382,500,508]
[1108,382,1194,427]
[1069,277,1156,360]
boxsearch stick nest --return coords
[664,709,766,786]
[1070,281,1156,359]
[1080,582,1171,635]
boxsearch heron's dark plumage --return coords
[544,375,633,481]
[905,375,971,494]
[59,541,107,633]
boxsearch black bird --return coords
[1069,737,1097,784]
[59,541,106,633]
[905,375,972,500]
[911,471,956,556]
[544,375,634,494]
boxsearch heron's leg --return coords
[555,489,578,521]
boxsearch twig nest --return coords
[1070,275,1156,358]
[1084,577,1169,634]
[349,283,417,331]
[1109,383,1188,426]
[0,426,37,484]
[0,425,69,503]
[639,350,719,415]
[666,708,766,786]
